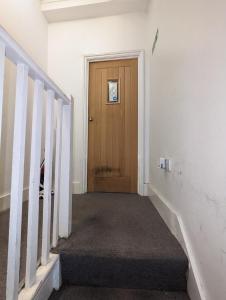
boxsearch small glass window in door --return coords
[108,80,120,104]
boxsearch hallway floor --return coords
[50,193,190,300]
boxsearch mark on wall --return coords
[152,28,159,55]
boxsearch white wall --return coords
[48,12,149,193]
[0,0,47,69]
[147,1,226,300]
[48,3,226,298]
[0,0,48,210]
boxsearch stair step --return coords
[59,252,187,291]
[54,194,188,291]
[49,286,190,300]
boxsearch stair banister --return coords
[0,25,72,300]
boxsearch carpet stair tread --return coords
[49,286,190,300]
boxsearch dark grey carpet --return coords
[53,193,188,291]
[50,286,190,300]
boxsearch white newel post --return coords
[52,99,63,247]
[59,98,73,238]
[25,80,44,288]
[0,41,5,150]
[6,63,29,300]
[42,90,55,266]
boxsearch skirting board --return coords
[72,182,149,195]
[142,183,149,196]
[148,184,206,300]
[0,187,29,212]
[18,254,61,300]
[72,181,83,194]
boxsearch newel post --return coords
[59,96,73,238]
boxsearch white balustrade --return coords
[0,25,72,299]
[0,26,69,105]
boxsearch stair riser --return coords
[60,254,188,291]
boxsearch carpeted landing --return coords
[49,193,190,300]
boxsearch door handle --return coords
[89,116,93,122]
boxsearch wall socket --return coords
[159,158,172,172]
[160,157,166,169]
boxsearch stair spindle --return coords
[59,98,73,238]
[0,41,5,152]
[52,99,63,247]
[6,63,29,300]
[25,80,44,288]
[42,90,55,266]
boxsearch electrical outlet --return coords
[160,158,166,169]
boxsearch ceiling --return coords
[41,0,150,23]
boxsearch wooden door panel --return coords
[88,59,138,193]
[95,177,130,193]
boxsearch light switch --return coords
[160,158,166,169]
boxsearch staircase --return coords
[49,193,190,300]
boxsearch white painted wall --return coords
[48,3,226,298]
[0,0,48,210]
[47,13,149,193]
[147,1,226,299]
[0,0,47,69]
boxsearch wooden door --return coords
[88,59,138,193]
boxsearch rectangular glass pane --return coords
[108,80,119,103]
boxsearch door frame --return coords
[83,50,146,195]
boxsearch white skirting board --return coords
[72,182,149,196]
[0,187,29,212]
[148,184,207,300]
[18,254,61,300]
[142,183,149,196]
[72,181,83,194]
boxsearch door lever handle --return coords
[89,116,93,122]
